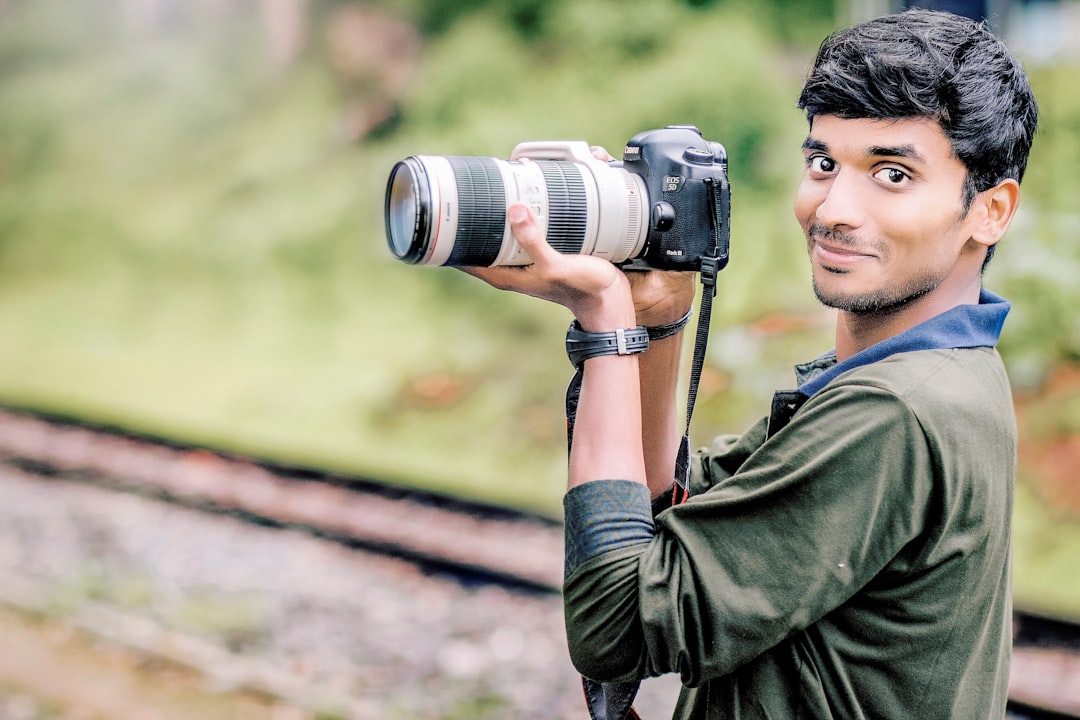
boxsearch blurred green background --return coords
[0,0,1077,616]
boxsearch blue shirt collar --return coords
[796,289,1010,398]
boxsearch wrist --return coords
[635,301,693,327]
[565,322,649,369]
[643,306,694,341]
[571,283,636,333]
[630,273,696,326]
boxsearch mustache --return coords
[807,223,858,246]
[806,223,884,255]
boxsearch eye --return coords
[874,166,911,185]
[807,154,836,174]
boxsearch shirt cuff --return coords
[563,479,655,578]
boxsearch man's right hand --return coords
[627,269,696,328]
[461,203,638,332]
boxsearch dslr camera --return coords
[384,125,729,272]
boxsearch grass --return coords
[0,1,818,515]
[1013,480,1080,620]
[0,258,576,512]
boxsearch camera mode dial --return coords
[682,147,715,165]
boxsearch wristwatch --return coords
[565,321,650,369]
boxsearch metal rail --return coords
[0,406,565,594]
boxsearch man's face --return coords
[793,115,984,314]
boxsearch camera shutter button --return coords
[651,202,676,231]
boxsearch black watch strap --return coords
[644,306,694,341]
[565,321,649,369]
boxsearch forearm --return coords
[568,296,647,490]
[638,329,685,500]
[628,273,695,502]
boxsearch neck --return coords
[834,277,983,361]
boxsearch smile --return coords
[812,240,876,268]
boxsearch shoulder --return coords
[830,346,1007,392]
[765,347,1012,482]
[804,348,1016,496]
[820,347,1013,427]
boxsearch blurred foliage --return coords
[1014,478,1080,618]
[0,0,831,513]
[0,0,1077,614]
[989,61,1080,389]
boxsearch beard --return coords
[812,273,941,314]
[807,223,948,315]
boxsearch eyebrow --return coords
[868,144,926,163]
[802,137,927,164]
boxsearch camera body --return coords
[614,125,729,272]
[384,125,730,272]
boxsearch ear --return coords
[969,178,1021,249]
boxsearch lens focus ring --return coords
[536,160,587,255]
[447,157,507,267]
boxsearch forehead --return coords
[805,115,961,169]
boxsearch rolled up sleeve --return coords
[562,480,654,681]
[563,479,654,578]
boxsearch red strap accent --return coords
[672,481,689,506]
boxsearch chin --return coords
[812,279,876,312]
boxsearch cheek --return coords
[793,180,816,225]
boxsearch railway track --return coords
[0,405,1077,718]
[0,405,592,719]
[0,406,565,595]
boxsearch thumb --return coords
[508,203,555,265]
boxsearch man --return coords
[467,9,1037,719]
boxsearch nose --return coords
[808,170,866,230]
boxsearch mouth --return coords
[810,237,877,271]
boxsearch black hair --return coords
[798,9,1038,214]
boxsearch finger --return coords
[589,145,615,162]
[456,204,551,292]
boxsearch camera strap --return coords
[568,175,730,720]
[671,175,730,506]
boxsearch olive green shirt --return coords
[564,340,1016,718]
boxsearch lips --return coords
[810,235,877,269]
